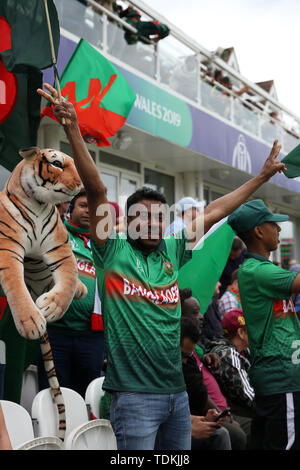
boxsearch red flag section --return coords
[42,78,127,146]
[41,39,136,147]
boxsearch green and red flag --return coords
[0,0,60,171]
[42,38,136,146]
[178,218,235,314]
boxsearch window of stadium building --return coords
[144,168,175,207]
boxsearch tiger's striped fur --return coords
[40,332,66,441]
[0,146,88,441]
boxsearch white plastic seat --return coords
[20,364,39,415]
[15,436,64,450]
[0,341,5,400]
[1,400,62,450]
[31,387,89,441]
[85,376,105,419]
[64,419,117,450]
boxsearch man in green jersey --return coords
[228,199,300,450]
[38,82,286,450]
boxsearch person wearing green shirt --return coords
[228,199,300,450]
[38,82,286,450]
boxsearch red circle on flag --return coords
[0,58,17,124]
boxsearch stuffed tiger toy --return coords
[0,146,87,440]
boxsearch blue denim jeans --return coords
[110,391,191,450]
[37,328,105,398]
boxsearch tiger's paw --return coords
[16,309,47,340]
[74,279,88,300]
[36,291,66,323]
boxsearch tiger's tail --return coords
[39,331,66,441]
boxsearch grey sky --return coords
[148,0,299,119]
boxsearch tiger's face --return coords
[19,147,82,204]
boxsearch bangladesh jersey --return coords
[49,220,97,333]
[238,252,300,396]
[91,230,192,394]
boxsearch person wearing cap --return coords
[208,309,254,445]
[228,199,300,450]
[165,197,203,236]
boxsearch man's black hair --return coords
[237,229,255,246]
[180,317,200,344]
[69,188,87,214]
[126,186,167,216]
[179,288,193,305]
[214,69,222,81]
[221,76,231,84]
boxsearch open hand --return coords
[260,139,286,181]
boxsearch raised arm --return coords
[185,140,286,248]
[37,83,112,246]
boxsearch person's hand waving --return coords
[37,83,77,128]
[259,139,286,181]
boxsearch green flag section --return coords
[0,67,42,171]
[42,39,136,147]
[281,144,300,178]
[0,300,39,402]
[0,0,60,171]
[0,0,60,73]
[178,218,235,314]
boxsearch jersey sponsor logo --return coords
[105,272,179,306]
[123,277,179,305]
[76,258,96,278]
[273,298,295,318]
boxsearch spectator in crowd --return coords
[220,76,250,98]
[219,236,245,297]
[202,281,224,341]
[214,69,223,85]
[218,269,241,319]
[0,403,11,450]
[115,4,169,45]
[180,317,231,450]
[169,55,198,100]
[208,309,254,444]
[91,0,115,12]
[181,317,247,450]
[228,198,300,450]
[180,292,247,449]
[166,196,202,236]
[40,82,285,450]
[289,259,300,273]
[37,189,105,398]
[56,201,70,222]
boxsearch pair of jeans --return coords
[110,391,191,450]
[37,328,105,398]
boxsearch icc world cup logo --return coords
[232,135,252,173]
